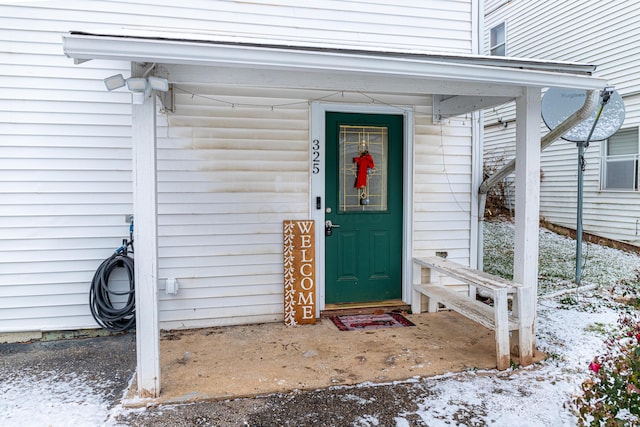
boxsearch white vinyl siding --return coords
[485,0,640,93]
[5,0,474,54]
[156,86,311,329]
[0,15,132,332]
[413,110,473,266]
[1,0,477,333]
[483,0,640,246]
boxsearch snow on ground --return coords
[0,372,112,427]
[0,333,135,427]
[387,301,619,426]
[1,220,638,426]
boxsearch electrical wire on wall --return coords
[439,118,477,215]
[171,86,469,122]
[89,219,135,332]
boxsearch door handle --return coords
[325,220,340,236]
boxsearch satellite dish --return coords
[541,87,626,286]
[541,88,625,142]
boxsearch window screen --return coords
[490,23,506,56]
[603,128,638,190]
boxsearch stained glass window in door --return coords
[339,125,388,212]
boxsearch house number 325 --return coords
[311,139,321,174]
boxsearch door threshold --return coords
[320,299,410,318]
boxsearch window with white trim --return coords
[490,22,506,56]
[602,127,639,191]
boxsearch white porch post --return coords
[513,87,541,366]
[131,63,160,397]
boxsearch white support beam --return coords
[513,87,541,366]
[164,64,523,98]
[131,63,161,398]
[434,95,514,119]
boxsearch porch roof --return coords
[62,27,607,98]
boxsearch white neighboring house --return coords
[483,0,640,247]
[0,1,605,396]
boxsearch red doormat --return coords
[330,312,415,331]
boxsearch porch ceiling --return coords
[62,29,608,116]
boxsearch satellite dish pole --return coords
[575,87,614,284]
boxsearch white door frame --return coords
[310,102,414,315]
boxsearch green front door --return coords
[325,112,403,304]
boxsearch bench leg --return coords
[427,295,439,313]
[426,267,440,312]
[493,289,510,370]
[412,264,440,313]
[411,263,423,314]
[468,284,477,299]
[411,288,422,314]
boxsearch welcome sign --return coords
[283,220,316,325]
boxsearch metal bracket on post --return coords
[432,95,443,124]
[150,65,174,113]
[156,84,174,113]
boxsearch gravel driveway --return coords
[116,381,438,426]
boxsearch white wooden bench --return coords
[411,256,533,370]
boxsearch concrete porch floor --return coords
[126,311,544,405]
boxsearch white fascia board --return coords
[66,27,597,73]
[62,33,608,91]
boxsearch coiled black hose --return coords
[89,253,136,332]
